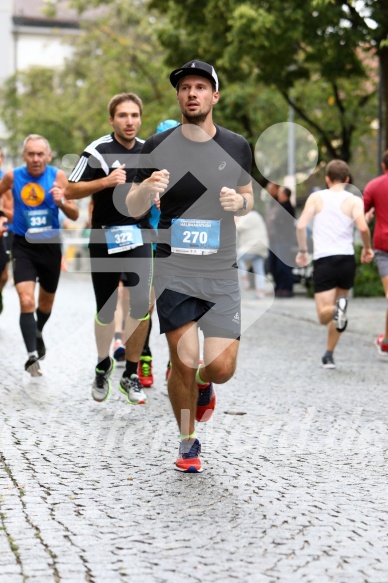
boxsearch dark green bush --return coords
[353,244,384,297]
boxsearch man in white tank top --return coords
[295,160,374,368]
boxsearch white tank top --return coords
[313,189,355,260]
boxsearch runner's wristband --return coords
[298,250,307,253]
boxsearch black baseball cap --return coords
[170,60,219,91]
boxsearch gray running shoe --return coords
[334,296,348,332]
[321,354,336,369]
[92,358,116,402]
[25,355,42,377]
[119,373,147,405]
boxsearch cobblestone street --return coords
[1,272,387,582]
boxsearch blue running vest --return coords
[12,166,60,237]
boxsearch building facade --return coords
[0,0,100,145]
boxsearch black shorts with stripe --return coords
[89,242,153,323]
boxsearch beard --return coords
[182,105,211,124]
[118,135,135,145]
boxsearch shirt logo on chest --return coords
[21,183,45,207]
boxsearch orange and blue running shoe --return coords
[175,438,203,473]
[196,382,216,422]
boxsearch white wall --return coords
[0,0,14,86]
[0,2,79,142]
[14,28,77,70]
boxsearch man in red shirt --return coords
[363,150,388,355]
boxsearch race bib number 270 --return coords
[171,218,220,255]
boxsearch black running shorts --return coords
[89,242,153,324]
[0,238,9,273]
[154,275,241,339]
[12,235,62,293]
[313,254,356,293]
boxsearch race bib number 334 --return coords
[24,209,53,233]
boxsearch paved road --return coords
[0,273,387,583]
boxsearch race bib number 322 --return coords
[105,225,143,254]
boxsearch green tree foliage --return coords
[0,0,179,162]
[148,0,383,163]
[313,0,388,154]
[354,244,384,297]
[2,0,385,172]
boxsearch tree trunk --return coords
[380,46,388,153]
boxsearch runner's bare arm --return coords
[51,170,79,221]
[295,194,317,267]
[0,170,14,198]
[126,170,170,219]
[353,197,374,264]
[365,207,374,223]
[1,188,13,222]
[219,182,254,216]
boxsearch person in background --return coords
[111,119,181,387]
[267,185,296,298]
[65,93,152,405]
[236,209,269,298]
[111,274,130,366]
[0,135,79,375]
[265,182,279,200]
[85,193,128,369]
[145,119,181,384]
[0,147,13,315]
[363,149,388,356]
[296,159,373,369]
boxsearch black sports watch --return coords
[238,195,248,211]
